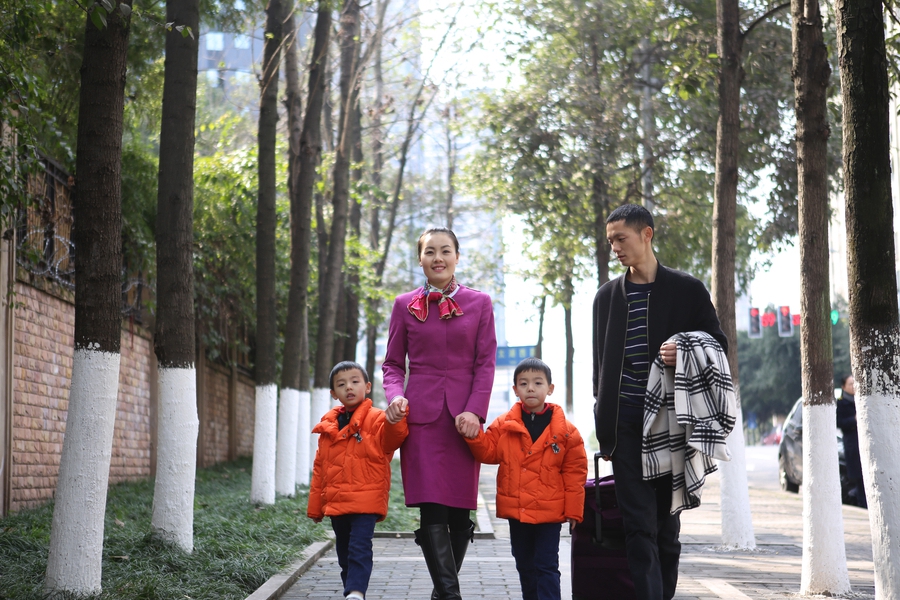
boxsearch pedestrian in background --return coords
[836,375,867,508]
[383,227,498,600]
[308,361,409,600]
[592,204,728,600]
[465,357,587,600]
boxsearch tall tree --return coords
[251,0,283,506]
[710,0,760,550]
[341,99,364,362]
[275,6,302,498]
[285,0,332,475]
[837,0,900,594]
[44,1,132,594]
[792,0,850,591]
[312,0,360,394]
[364,0,389,381]
[151,0,201,550]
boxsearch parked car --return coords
[778,397,853,504]
[761,425,782,446]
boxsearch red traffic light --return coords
[780,305,791,316]
[750,308,760,317]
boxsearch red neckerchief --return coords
[407,276,464,322]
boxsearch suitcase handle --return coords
[593,451,604,545]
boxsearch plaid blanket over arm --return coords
[642,331,737,514]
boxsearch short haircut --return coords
[840,374,853,387]
[513,357,552,385]
[417,227,460,258]
[607,203,654,233]
[329,361,369,390]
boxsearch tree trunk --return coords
[276,8,304,498]
[364,0,389,381]
[251,0,283,506]
[564,303,574,414]
[45,3,131,594]
[283,0,332,484]
[313,0,360,390]
[343,99,364,362]
[837,0,900,594]
[591,172,611,287]
[445,104,456,229]
[712,0,756,549]
[535,295,546,359]
[151,0,201,551]
[793,0,850,591]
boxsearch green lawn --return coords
[0,457,418,599]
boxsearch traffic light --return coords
[831,309,840,325]
[748,307,762,338]
[778,305,794,337]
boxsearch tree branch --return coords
[741,2,790,40]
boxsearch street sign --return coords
[496,346,536,367]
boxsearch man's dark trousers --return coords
[611,420,681,600]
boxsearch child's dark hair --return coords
[417,227,460,258]
[513,357,552,385]
[607,203,654,233]
[329,361,369,390]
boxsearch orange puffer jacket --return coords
[467,402,587,524]
[308,399,408,521]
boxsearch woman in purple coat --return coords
[383,227,497,600]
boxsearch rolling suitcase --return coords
[571,452,636,600]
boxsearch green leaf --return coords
[181,26,194,39]
[100,0,114,12]
[90,6,108,30]
[119,3,132,18]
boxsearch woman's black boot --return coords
[415,525,462,600]
[431,521,475,600]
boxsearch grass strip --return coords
[0,456,418,599]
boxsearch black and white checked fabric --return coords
[642,331,737,514]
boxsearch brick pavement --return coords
[273,446,875,600]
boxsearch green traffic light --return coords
[831,309,839,325]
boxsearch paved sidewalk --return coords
[277,446,874,599]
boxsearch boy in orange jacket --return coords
[465,357,587,600]
[308,361,408,600]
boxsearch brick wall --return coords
[7,277,259,513]
[11,281,75,510]
[202,362,230,466]
[235,373,255,457]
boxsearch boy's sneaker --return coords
[345,592,364,600]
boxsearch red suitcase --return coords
[571,452,637,600]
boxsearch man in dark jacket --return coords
[836,375,866,508]
[592,204,727,600]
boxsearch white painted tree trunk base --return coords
[718,407,756,549]
[45,349,121,596]
[295,390,311,486]
[310,388,331,470]
[800,402,850,594]
[275,388,299,496]
[251,383,278,505]
[857,389,900,599]
[151,367,199,552]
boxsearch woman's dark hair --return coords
[417,227,460,258]
[513,357,553,385]
[329,361,369,390]
[607,203,654,233]
[840,374,853,387]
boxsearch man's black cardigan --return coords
[592,262,728,458]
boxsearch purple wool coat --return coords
[382,285,497,509]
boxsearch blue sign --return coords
[496,346,536,367]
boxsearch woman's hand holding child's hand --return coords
[455,411,480,439]
[385,397,409,424]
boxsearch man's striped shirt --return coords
[619,280,654,423]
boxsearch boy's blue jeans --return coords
[330,513,378,596]
[508,519,562,600]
